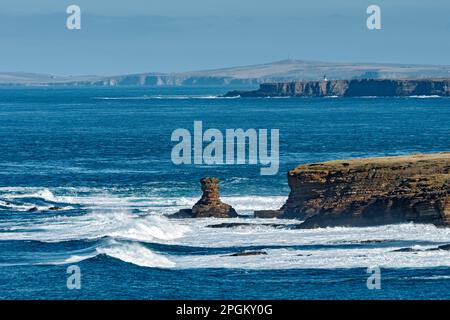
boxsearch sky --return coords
[1,0,449,75]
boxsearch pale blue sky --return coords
[1,0,449,75]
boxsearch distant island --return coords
[3,59,450,86]
[224,79,450,97]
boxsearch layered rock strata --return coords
[255,153,450,228]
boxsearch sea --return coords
[0,86,450,299]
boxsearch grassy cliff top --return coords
[290,152,450,174]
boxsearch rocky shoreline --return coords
[256,153,450,228]
[173,153,450,229]
[224,79,450,97]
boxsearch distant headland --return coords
[224,79,450,97]
[3,59,450,86]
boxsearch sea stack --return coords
[255,153,450,228]
[171,177,238,218]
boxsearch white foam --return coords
[93,95,237,100]
[155,195,286,215]
[223,196,286,213]
[407,275,450,280]
[173,219,450,248]
[0,199,37,211]
[16,241,174,268]
[0,209,189,243]
[96,241,175,268]
[106,214,189,242]
[3,186,450,269]
[409,95,441,99]
[0,186,286,215]
[63,254,97,264]
[171,246,450,269]
[162,219,450,269]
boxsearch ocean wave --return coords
[0,209,190,244]
[105,213,189,242]
[2,219,450,269]
[0,238,174,268]
[1,187,72,204]
[3,185,450,270]
[0,188,78,212]
[409,95,441,99]
[62,254,97,264]
[42,243,175,269]
[96,240,175,268]
[168,246,450,269]
[405,275,450,280]
[175,219,450,250]
[222,196,286,212]
[47,244,450,269]
[0,199,36,211]
[0,186,286,215]
[93,95,239,100]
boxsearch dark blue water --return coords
[1,86,450,299]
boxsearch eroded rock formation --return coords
[171,177,238,218]
[255,153,450,228]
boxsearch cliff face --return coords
[225,79,450,97]
[255,153,450,228]
[6,59,450,86]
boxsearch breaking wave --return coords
[96,240,175,268]
[93,95,240,100]
[2,186,450,270]
[409,95,441,99]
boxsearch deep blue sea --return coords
[1,86,450,299]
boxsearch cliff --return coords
[225,79,450,97]
[5,59,450,86]
[255,153,450,228]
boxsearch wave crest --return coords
[97,241,175,268]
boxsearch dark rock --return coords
[48,206,62,211]
[170,209,194,218]
[254,209,283,218]
[333,239,388,244]
[206,222,286,228]
[359,240,386,244]
[170,177,238,218]
[391,247,420,253]
[28,207,38,212]
[436,244,450,251]
[393,244,450,252]
[228,251,267,257]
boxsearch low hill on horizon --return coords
[3,59,450,86]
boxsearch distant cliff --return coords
[225,79,450,97]
[4,59,450,86]
[255,153,450,228]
